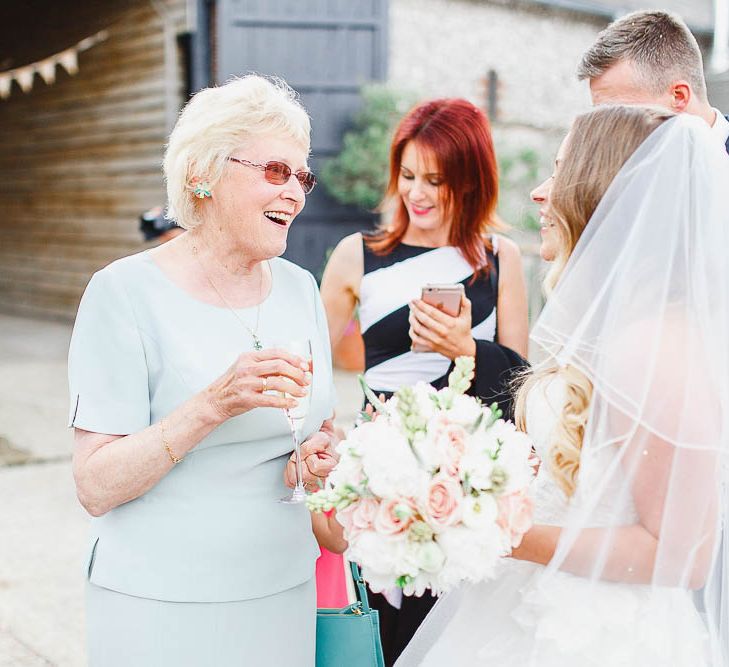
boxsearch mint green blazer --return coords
[68,251,335,602]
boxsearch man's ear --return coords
[669,81,692,113]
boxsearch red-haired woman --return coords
[320,98,529,665]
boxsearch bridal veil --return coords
[398,113,729,665]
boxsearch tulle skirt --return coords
[396,560,711,667]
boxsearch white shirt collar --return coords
[710,108,729,145]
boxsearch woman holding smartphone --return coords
[320,97,529,666]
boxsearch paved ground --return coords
[0,313,362,667]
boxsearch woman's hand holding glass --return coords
[408,294,477,360]
[205,349,311,421]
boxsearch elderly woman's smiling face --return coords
[209,134,309,260]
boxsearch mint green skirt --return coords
[86,578,316,666]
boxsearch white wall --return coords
[389,0,597,131]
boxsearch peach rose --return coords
[425,476,463,528]
[352,498,379,532]
[337,498,380,539]
[336,503,357,536]
[437,424,468,476]
[373,498,417,535]
[496,490,534,548]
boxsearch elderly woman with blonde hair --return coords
[68,75,337,666]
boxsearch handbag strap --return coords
[349,561,372,613]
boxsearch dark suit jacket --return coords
[436,341,529,422]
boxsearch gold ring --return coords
[261,376,268,392]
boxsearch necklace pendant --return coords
[253,336,263,351]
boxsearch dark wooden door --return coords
[216,0,388,279]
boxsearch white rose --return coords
[414,540,446,573]
[400,571,433,598]
[327,447,365,489]
[484,419,530,451]
[359,418,429,499]
[459,449,495,490]
[446,393,483,427]
[347,530,404,577]
[410,430,440,473]
[394,539,423,578]
[335,430,360,455]
[413,382,439,420]
[423,414,468,476]
[360,568,393,594]
[461,493,498,530]
[436,525,502,590]
[491,425,533,493]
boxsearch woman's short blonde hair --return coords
[163,74,311,230]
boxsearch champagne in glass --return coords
[278,339,313,504]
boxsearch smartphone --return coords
[421,284,464,317]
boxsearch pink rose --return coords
[374,498,417,535]
[436,424,468,476]
[336,498,380,539]
[425,476,463,528]
[352,498,379,532]
[496,490,534,548]
[336,503,357,536]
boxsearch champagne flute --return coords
[278,338,313,504]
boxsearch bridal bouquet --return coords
[307,357,534,596]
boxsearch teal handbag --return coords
[316,562,385,667]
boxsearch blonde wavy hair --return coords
[163,74,311,230]
[516,105,674,497]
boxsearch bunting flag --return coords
[0,30,107,100]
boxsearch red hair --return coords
[366,98,502,274]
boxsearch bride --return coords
[396,105,729,666]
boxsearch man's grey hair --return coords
[577,10,707,101]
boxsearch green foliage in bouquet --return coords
[320,84,418,211]
[426,355,477,412]
[447,356,476,395]
[396,387,428,445]
[307,480,360,513]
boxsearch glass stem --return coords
[287,414,304,490]
[294,432,305,489]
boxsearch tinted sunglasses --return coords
[228,157,317,194]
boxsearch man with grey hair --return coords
[578,10,729,153]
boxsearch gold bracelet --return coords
[160,418,182,464]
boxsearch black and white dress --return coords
[360,237,505,397]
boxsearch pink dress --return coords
[315,512,349,608]
[315,549,348,607]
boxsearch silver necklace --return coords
[190,240,266,351]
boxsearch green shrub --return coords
[320,84,417,211]
[497,146,542,232]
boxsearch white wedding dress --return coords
[396,376,711,667]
